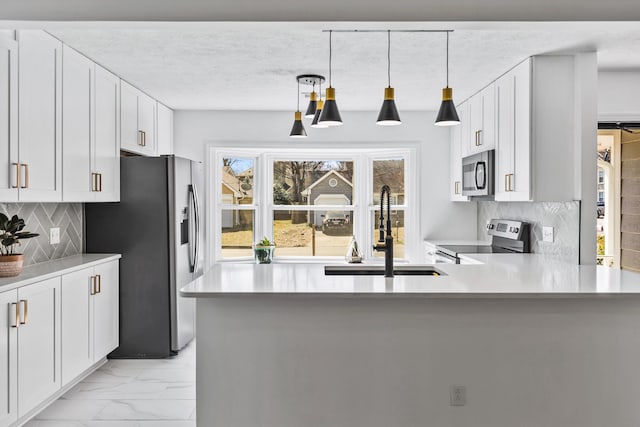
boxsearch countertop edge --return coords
[0,254,121,292]
[182,291,640,299]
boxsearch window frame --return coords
[211,146,418,265]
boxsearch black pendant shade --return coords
[376,87,401,126]
[289,111,307,138]
[435,87,460,126]
[305,91,318,118]
[311,100,327,128]
[318,87,343,126]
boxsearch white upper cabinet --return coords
[94,65,121,201]
[0,37,18,202]
[156,102,174,155]
[62,45,94,202]
[467,83,496,155]
[62,48,120,202]
[121,81,157,156]
[450,116,468,202]
[17,30,63,202]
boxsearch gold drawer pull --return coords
[11,163,20,189]
[11,302,18,328]
[20,164,29,189]
[19,299,27,325]
[138,130,146,147]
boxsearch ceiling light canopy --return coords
[435,31,460,127]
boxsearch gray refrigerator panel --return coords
[85,156,173,358]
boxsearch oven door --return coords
[434,251,460,264]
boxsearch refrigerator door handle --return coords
[192,183,201,275]
[187,185,196,273]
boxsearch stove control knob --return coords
[514,227,519,233]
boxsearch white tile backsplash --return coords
[478,201,581,263]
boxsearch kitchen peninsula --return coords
[182,257,640,427]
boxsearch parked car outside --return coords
[321,211,351,235]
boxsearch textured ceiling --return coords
[48,25,640,111]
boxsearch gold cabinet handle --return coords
[11,302,19,328]
[19,299,27,325]
[97,274,101,293]
[509,174,514,192]
[98,173,102,192]
[504,174,508,192]
[20,164,28,189]
[477,129,482,146]
[92,173,97,192]
[90,276,96,295]
[138,130,146,147]
[11,163,20,189]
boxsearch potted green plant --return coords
[254,237,275,264]
[0,214,39,277]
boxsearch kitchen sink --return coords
[324,265,445,276]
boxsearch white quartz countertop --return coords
[0,254,121,292]
[181,254,640,298]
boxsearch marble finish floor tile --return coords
[25,341,196,427]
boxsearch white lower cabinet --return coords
[0,291,18,426]
[62,260,119,386]
[0,258,119,427]
[16,277,61,418]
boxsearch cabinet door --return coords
[62,46,94,202]
[511,59,532,201]
[495,72,514,201]
[94,66,120,202]
[17,277,61,418]
[450,121,467,202]
[120,80,141,154]
[138,92,157,156]
[458,101,470,158]
[93,261,119,361]
[0,37,18,202]
[468,93,483,154]
[156,102,173,155]
[0,290,18,426]
[17,30,62,202]
[480,83,496,151]
[61,268,93,386]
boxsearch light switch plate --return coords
[50,227,60,245]
[543,226,554,243]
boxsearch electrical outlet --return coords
[49,227,60,245]
[543,226,554,243]
[450,385,466,406]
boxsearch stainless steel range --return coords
[435,219,530,264]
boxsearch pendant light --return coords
[290,78,307,138]
[305,82,318,118]
[318,30,343,127]
[435,31,460,126]
[376,30,401,126]
[311,80,327,128]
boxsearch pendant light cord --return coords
[446,31,449,88]
[387,30,391,88]
[297,79,300,111]
[329,30,332,87]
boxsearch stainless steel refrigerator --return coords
[85,155,204,358]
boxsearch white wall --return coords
[598,71,640,121]
[174,110,478,254]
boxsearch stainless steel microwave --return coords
[462,150,494,197]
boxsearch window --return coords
[218,155,257,259]
[213,148,415,263]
